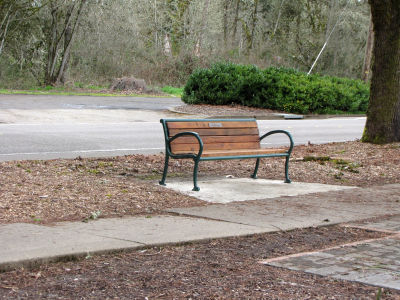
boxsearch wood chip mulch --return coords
[173,103,284,116]
[0,141,399,225]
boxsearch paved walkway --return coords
[1,181,400,290]
[261,220,400,291]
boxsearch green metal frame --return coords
[159,119,294,191]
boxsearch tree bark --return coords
[362,0,400,144]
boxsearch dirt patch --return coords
[0,225,398,299]
[0,141,399,224]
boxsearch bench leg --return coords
[192,158,200,191]
[284,156,291,183]
[159,154,170,186]
[250,158,260,179]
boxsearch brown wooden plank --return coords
[168,127,259,137]
[171,148,287,157]
[170,135,260,145]
[170,142,261,152]
[167,121,257,129]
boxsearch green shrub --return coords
[181,62,369,114]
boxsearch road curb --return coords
[168,107,366,120]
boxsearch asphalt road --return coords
[0,94,366,161]
[0,94,183,110]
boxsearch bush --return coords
[181,62,369,114]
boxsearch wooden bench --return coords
[159,119,294,191]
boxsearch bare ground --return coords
[1,104,400,298]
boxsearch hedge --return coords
[181,62,369,114]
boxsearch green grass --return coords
[0,89,155,97]
[0,89,125,97]
[161,86,183,97]
[1,83,181,97]
[0,86,176,97]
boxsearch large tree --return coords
[362,0,400,143]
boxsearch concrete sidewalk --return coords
[1,181,400,290]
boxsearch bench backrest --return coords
[163,119,261,152]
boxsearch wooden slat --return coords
[167,121,257,129]
[171,148,287,157]
[170,135,260,145]
[170,142,261,152]
[168,128,259,137]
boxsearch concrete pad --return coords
[167,185,400,230]
[167,199,355,230]
[163,178,356,203]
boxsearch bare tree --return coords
[193,0,210,56]
[44,0,86,85]
[361,14,373,83]
[0,0,46,57]
[0,0,373,88]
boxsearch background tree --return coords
[362,0,400,144]
[43,0,87,85]
[0,0,372,89]
[0,0,46,57]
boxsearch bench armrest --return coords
[166,131,204,158]
[260,130,294,155]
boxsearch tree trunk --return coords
[58,22,71,84]
[361,15,374,83]
[44,0,86,86]
[195,0,210,56]
[56,1,86,84]
[273,0,285,35]
[231,0,240,47]
[247,0,258,51]
[168,0,190,55]
[223,0,229,46]
[0,9,11,57]
[362,0,400,144]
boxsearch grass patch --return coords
[0,89,142,97]
[162,86,183,97]
[0,88,172,98]
[303,156,331,162]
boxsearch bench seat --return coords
[172,148,287,157]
